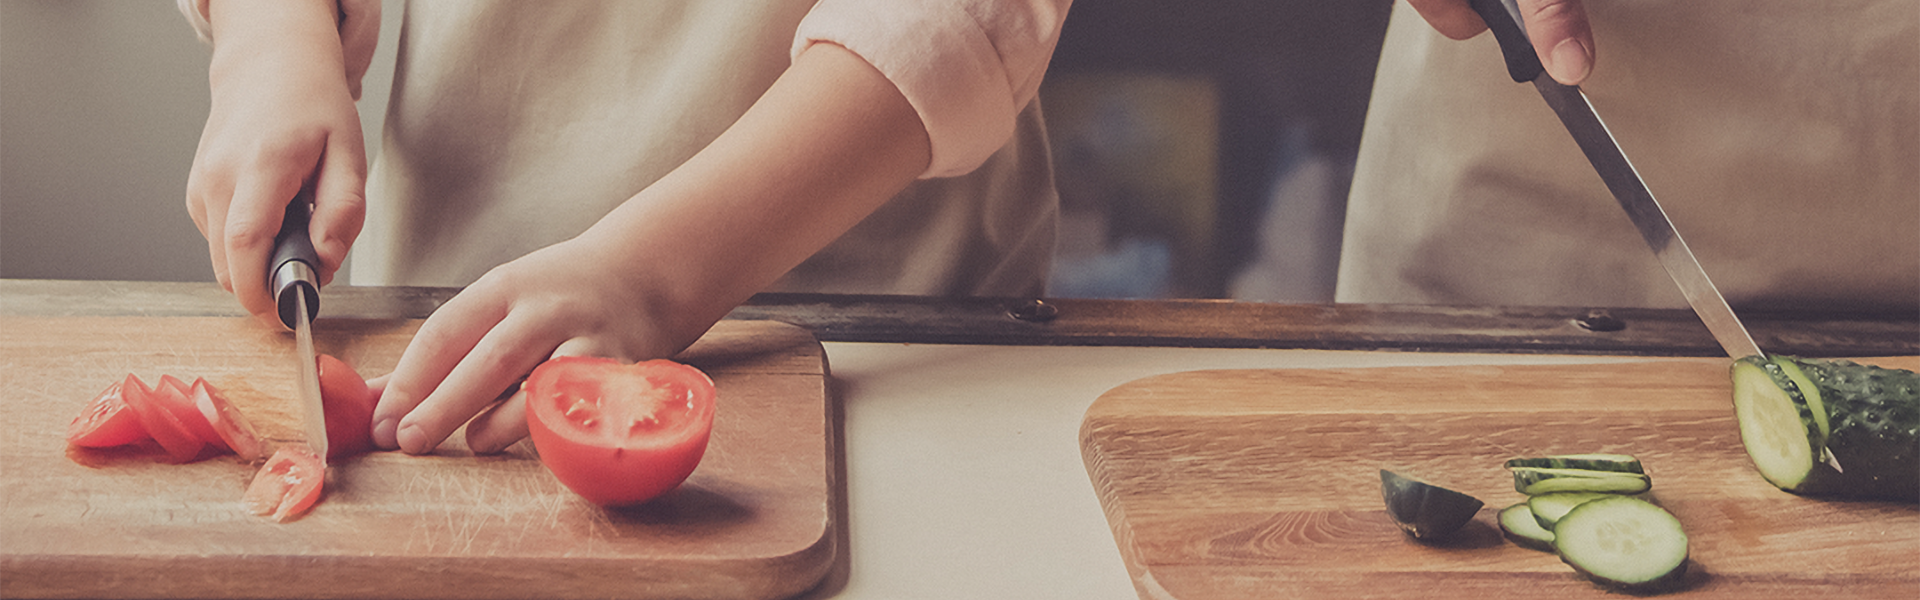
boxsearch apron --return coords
[1337,0,1918,313]
[353,0,1058,297]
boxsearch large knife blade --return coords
[1467,0,1764,359]
[271,190,328,462]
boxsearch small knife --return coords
[270,189,329,462]
[1466,0,1765,359]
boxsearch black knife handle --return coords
[1468,0,1545,83]
[269,187,321,330]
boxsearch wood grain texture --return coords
[1080,358,1920,599]
[1,316,836,600]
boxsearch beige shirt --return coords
[1338,1,1918,313]
[175,0,1067,296]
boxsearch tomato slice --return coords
[154,374,225,451]
[190,378,264,461]
[525,357,717,506]
[67,380,148,448]
[243,444,326,522]
[119,375,206,463]
[317,354,376,460]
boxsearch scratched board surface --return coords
[1080,358,1920,600]
[1,316,835,600]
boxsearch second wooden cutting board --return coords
[1081,358,1920,600]
[1,316,836,600]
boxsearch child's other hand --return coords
[368,237,715,456]
[187,0,366,326]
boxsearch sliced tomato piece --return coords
[68,380,147,448]
[525,357,716,506]
[243,444,326,522]
[190,378,264,461]
[153,374,226,451]
[119,375,206,463]
[317,354,376,460]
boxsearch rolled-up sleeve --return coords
[794,0,1071,178]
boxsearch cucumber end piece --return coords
[1380,469,1485,541]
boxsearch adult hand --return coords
[187,0,366,326]
[1405,0,1595,85]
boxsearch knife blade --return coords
[1466,0,1765,359]
[271,190,329,462]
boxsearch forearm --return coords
[206,0,346,90]
[582,42,932,347]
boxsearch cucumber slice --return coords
[1769,357,1830,444]
[1526,492,1611,530]
[1511,467,1651,495]
[1552,496,1689,592]
[1497,502,1555,551]
[1731,357,1820,490]
[1380,469,1484,541]
[1504,454,1644,474]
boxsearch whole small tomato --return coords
[524,357,716,506]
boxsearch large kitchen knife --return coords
[270,189,329,462]
[1466,0,1764,359]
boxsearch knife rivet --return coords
[1574,310,1626,332]
[1008,299,1059,323]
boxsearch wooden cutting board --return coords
[1080,358,1920,599]
[1,316,835,600]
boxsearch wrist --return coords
[205,0,347,89]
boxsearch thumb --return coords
[1518,0,1595,85]
[310,133,368,287]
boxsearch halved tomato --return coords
[118,374,206,463]
[524,357,717,506]
[243,444,326,522]
[67,380,147,448]
[190,378,264,461]
[317,354,376,460]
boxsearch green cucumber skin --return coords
[1740,357,1920,502]
[1380,470,1485,541]
[1511,467,1651,495]
[1497,503,1555,552]
[1504,454,1644,474]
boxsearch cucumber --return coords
[1504,453,1643,474]
[1730,356,1919,502]
[1526,491,1612,529]
[1380,469,1485,540]
[1552,496,1689,592]
[1510,467,1651,495]
[1497,502,1555,551]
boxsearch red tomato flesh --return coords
[316,354,376,460]
[525,357,716,506]
[155,374,225,452]
[243,444,326,522]
[118,375,206,463]
[190,378,264,461]
[67,380,147,448]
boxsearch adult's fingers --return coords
[1405,0,1489,40]
[1518,0,1594,85]
[392,312,562,455]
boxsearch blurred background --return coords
[0,0,1393,302]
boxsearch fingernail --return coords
[1548,38,1593,85]
[372,416,399,449]
[396,422,431,455]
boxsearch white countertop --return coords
[811,342,1654,599]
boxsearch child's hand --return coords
[187,0,366,325]
[369,235,718,455]
[1405,0,1594,85]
